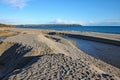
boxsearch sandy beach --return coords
[0,28,120,80]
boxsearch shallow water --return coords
[65,37,120,68]
[0,38,4,41]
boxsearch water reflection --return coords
[65,37,120,68]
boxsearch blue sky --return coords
[0,0,120,25]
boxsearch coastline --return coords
[57,31,120,46]
[0,28,120,79]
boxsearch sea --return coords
[16,26,120,34]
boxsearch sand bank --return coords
[0,28,120,80]
[52,31,120,46]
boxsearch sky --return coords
[0,0,120,26]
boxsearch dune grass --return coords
[0,30,18,38]
[0,24,15,28]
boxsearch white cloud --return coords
[3,0,29,9]
[86,19,120,26]
[0,18,41,25]
[0,18,29,24]
[0,18,17,24]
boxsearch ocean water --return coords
[16,26,120,34]
[0,38,4,43]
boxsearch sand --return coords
[0,28,120,80]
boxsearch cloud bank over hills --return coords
[49,18,120,26]
[0,18,120,26]
[50,18,84,25]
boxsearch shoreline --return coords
[58,31,120,46]
[65,37,120,68]
[0,28,120,79]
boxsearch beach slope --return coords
[0,28,120,80]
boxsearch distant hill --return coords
[0,23,15,28]
[16,24,82,27]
